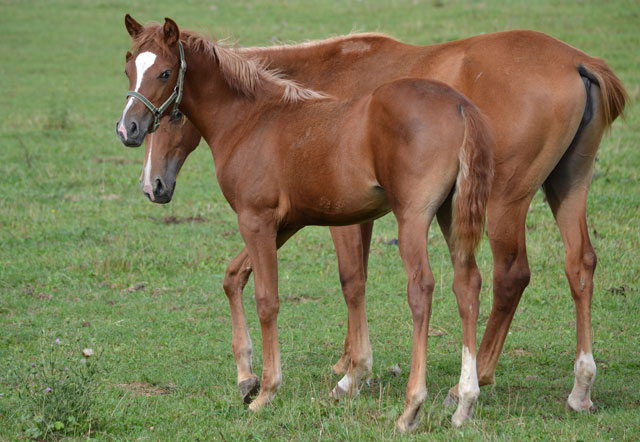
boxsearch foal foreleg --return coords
[237,216,283,411]
[223,249,259,403]
[329,224,373,399]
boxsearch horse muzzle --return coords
[142,176,176,204]
[116,117,147,147]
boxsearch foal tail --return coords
[452,103,495,261]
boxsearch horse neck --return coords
[179,45,282,164]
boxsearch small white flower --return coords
[82,348,94,357]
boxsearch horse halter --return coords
[126,41,187,133]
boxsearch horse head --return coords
[140,113,201,203]
[116,15,184,147]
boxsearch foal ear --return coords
[125,14,143,39]
[163,17,180,46]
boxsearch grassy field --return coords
[1,0,639,439]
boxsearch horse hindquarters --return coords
[367,80,493,430]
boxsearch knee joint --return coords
[339,271,366,307]
[256,298,279,322]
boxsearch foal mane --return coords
[131,23,328,103]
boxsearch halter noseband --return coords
[126,41,187,133]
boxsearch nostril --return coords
[130,121,138,135]
[155,178,164,194]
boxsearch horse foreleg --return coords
[223,249,259,403]
[329,224,373,399]
[238,216,298,412]
[395,214,434,433]
[237,216,281,411]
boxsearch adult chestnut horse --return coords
[116,18,494,430]
[128,14,627,421]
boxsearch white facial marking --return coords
[142,135,154,201]
[120,51,158,128]
[567,351,596,410]
[134,51,157,92]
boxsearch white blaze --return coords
[119,51,158,134]
[142,134,154,200]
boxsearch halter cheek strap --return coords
[126,41,187,133]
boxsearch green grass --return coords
[1,0,639,439]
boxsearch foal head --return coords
[116,15,185,147]
[140,113,202,203]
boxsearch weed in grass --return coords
[44,98,71,132]
[14,337,101,440]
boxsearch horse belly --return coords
[286,184,389,227]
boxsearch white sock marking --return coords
[453,345,479,427]
[567,351,596,410]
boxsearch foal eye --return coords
[159,70,171,80]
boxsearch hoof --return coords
[332,357,350,375]
[443,389,459,408]
[451,408,472,428]
[248,392,272,412]
[396,415,418,434]
[396,405,422,434]
[331,384,347,400]
[566,397,594,412]
[239,376,260,404]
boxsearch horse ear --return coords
[125,14,143,39]
[163,17,180,45]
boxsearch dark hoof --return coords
[239,377,260,404]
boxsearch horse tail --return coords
[451,103,494,261]
[577,59,628,129]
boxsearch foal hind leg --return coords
[331,223,373,376]
[222,249,259,403]
[436,199,482,426]
[446,196,533,403]
[543,111,605,411]
[329,224,373,399]
[395,212,435,432]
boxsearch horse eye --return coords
[170,111,183,122]
[159,70,171,80]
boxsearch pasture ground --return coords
[1,0,638,440]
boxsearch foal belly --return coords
[286,185,390,227]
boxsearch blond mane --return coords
[131,23,329,103]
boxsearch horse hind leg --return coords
[394,211,436,432]
[436,196,482,426]
[543,86,607,411]
[329,224,373,399]
[223,249,260,403]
